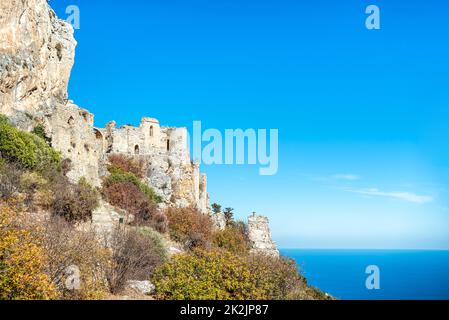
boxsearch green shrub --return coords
[212,224,249,254]
[138,227,168,260]
[247,254,305,300]
[152,249,262,300]
[0,116,61,172]
[32,124,51,144]
[152,248,329,300]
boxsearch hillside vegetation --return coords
[0,117,329,300]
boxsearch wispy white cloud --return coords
[310,173,361,182]
[343,188,433,204]
[331,174,361,181]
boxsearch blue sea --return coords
[281,249,449,300]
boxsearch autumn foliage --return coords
[0,203,57,300]
[108,154,145,178]
[166,207,214,249]
[212,223,249,254]
[152,249,260,300]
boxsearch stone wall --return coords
[46,102,105,186]
[98,117,190,163]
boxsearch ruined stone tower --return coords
[248,212,280,257]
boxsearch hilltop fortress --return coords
[48,104,211,215]
[0,0,279,256]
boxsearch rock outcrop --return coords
[248,212,279,257]
[0,0,76,117]
[125,280,155,295]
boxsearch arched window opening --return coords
[134,145,140,155]
[150,126,154,137]
[94,129,103,140]
[166,139,170,152]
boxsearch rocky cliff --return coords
[0,0,75,117]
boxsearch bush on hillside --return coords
[212,223,250,254]
[166,206,214,249]
[0,202,57,300]
[105,226,167,294]
[0,162,23,200]
[138,226,168,260]
[51,177,99,223]
[152,249,263,300]
[247,254,305,300]
[103,181,147,214]
[108,154,145,178]
[41,217,110,300]
[152,247,329,300]
[104,167,161,204]
[0,116,61,172]
[248,254,331,300]
[135,200,168,233]
[32,124,51,144]
[103,179,167,231]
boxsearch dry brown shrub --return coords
[166,206,214,249]
[51,177,99,223]
[108,154,145,178]
[104,181,167,232]
[0,162,23,199]
[103,181,146,214]
[105,226,167,294]
[41,217,110,299]
[212,223,250,254]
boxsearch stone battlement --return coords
[95,117,189,163]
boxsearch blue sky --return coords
[51,0,449,249]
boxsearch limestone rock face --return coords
[0,0,76,117]
[210,211,226,230]
[248,213,279,257]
